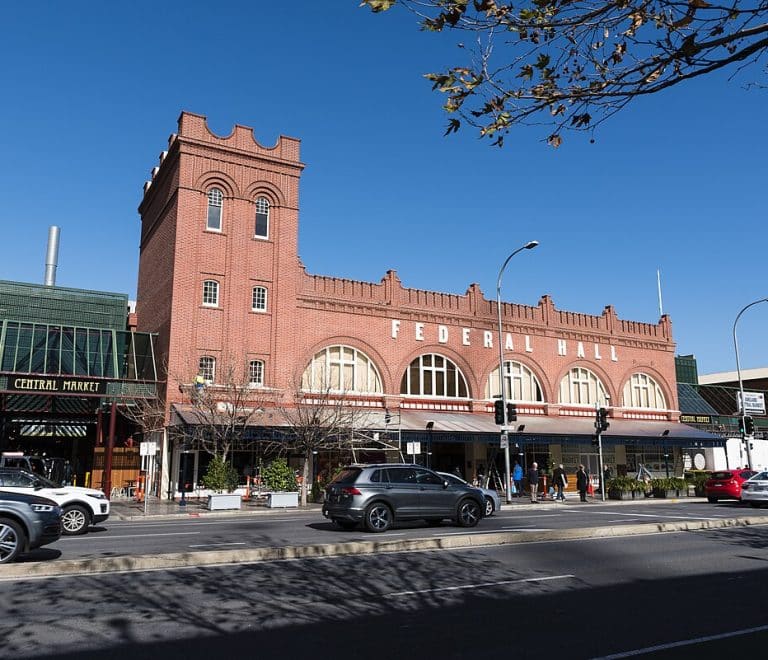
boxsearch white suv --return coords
[0,468,109,535]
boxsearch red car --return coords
[705,469,757,503]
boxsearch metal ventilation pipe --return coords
[44,225,60,286]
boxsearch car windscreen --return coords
[750,472,768,481]
[709,471,734,480]
[329,468,362,485]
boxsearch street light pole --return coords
[497,240,539,503]
[733,298,768,470]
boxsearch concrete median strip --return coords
[3,515,768,580]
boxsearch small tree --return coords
[278,375,379,507]
[202,455,239,493]
[262,458,297,492]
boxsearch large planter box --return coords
[652,489,678,499]
[207,493,242,511]
[608,491,634,501]
[267,491,299,508]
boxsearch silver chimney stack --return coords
[44,225,60,286]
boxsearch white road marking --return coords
[437,528,550,536]
[113,517,305,528]
[592,623,768,659]
[188,542,247,548]
[384,574,575,597]
[591,511,718,521]
[59,532,200,541]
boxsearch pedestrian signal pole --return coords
[594,403,609,502]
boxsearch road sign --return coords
[500,435,508,449]
[406,442,421,455]
[140,441,157,456]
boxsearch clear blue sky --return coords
[1,2,766,376]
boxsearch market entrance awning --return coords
[398,410,725,447]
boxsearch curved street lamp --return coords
[733,298,768,469]
[497,240,539,503]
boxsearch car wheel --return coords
[456,498,482,528]
[333,519,358,531]
[484,497,495,517]
[0,517,26,564]
[364,502,392,533]
[61,505,90,535]
[707,497,718,504]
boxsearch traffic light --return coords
[506,403,518,422]
[744,416,755,436]
[494,399,505,425]
[597,407,610,432]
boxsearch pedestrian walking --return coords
[62,460,73,486]
[527,462,540,503]
[512,461,523,498]
[553,463,567,501]
[576,464,589,502]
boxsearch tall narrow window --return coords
[251,286,267,312]
[207,188,223,231]
[623,373,667,410]
[202,280,219,307]
[255,197,269,238]
[487,361,544,402]
[558,367,608,406]
[249,360,264,387]
[199,356,215,383]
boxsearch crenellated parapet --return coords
[297,268,673,346]
[176,111,301,163]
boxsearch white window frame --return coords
[251,286,268,312]
[558,367,608,406]
[302,345,383,394]
[248,359,264,387]
[202,280,219,307]
[206,188,223,232]
[400,353,469,398]
[487,360,544,402]
[254,197,270,239]
[623,373,667,410]
[199,356,215,383]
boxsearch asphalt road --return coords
[3,524,768,659]
[22,499,768,562]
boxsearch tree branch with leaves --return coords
[362,0,768,146]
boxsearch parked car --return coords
[0,468,109,535]
[0,490,62,564]
[0,452,47,476]
[322,463,485,532]
[704,469,757,503]
[437,471,500,517]
[740,471,768,507]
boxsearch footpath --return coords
[4,496,767,580]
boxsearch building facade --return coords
[137,112,720,497]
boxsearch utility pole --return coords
[594,403,609,502]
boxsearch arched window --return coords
[202,280,219,307]
[558,367,608,406]
[302,345,383,393]
[623,373,667,409]
[400,354,469,398]
[254,197,269,238]
[249,359,264,387]
[207,188,222,231]
[251,286,267,312]
[487,361,544,402]
[198,356,215,383]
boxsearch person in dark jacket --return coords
[576,464,589,502]
[552,463,567,501]
[527,462,540,503]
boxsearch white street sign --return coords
[739,391,766,415]
[140,441,157,456]
[406,442,421,455]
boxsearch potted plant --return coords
[671,477,689,497]
[650,477,677,499]
[607,476,636,500]
[262,458,299,508]
[202,455,241,510]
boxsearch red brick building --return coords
[136,112,719,498]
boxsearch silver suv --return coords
[322,463,485,532]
